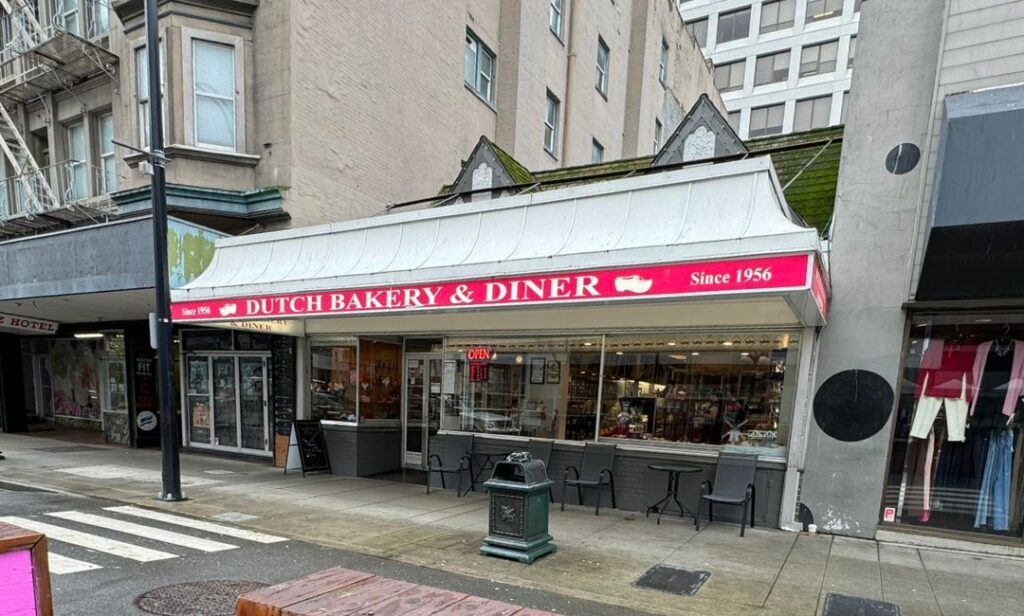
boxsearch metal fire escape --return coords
[0,0,117,238]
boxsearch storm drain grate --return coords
[822,593,902,616]
[633,564,710,596]
[32,445,104,453]
[135,580,269,615]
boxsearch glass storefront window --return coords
[359,339,402,422]
[310,342,358,421]
[884,314,1024,537]
[598,333,799,454]
[442,337,602,439]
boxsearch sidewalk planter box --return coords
[0,522,53,616]
[480,455,556,564]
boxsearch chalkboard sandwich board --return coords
[285,420,332,477]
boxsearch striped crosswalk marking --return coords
[48,553,103,575]
[0,516,176,562]
[46,511,238,553]
[104,506,287,544]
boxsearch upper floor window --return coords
[793,95,833,131]
[192,40,236,151]
[727,110,741,133]
[749,103,784,138]
[754,50,790,86]
[135,41,166,150]
[53,1,108,38]
[596,37,610,96]
[549,0,564,39]
[685,18,708,48]
[98,112,115,193]
[659,38,669,85]
[592,139,604,163]
[800,40,839,77]
[841,91,850,123]
[88,0,109,37]
[653,118,663,153]
[806,0,844,24]
[716,7,751,45]
[847,36,857,69]
[66,121,87,201]
[544,90,560,156]
[464,30,495,105]
[714,60,745,93]
[760,0,795,34]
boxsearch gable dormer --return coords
[449,137,534,203]
[653,94,747,166]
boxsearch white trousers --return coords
[910,395,968,442]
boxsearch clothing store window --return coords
[310,341,358,421]
[883,314,1024,537]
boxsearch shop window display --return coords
[310,342,358,421]
[358,340,402,422]
[884,315,1024,537]
[599,334,799,454]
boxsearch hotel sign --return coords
[172,254,821,322]
[0,312,58,334]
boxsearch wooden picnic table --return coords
[237,566,556,616]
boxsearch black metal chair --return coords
[426,434,474,497]
[561,442,617,515]
[526,438,555,502]
[697,452,757,536]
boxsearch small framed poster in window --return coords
[545,360,561,384]
[530,358,546,384]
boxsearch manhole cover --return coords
[822,593,901,616]
[135,580,268,615]
[633,564,710,596]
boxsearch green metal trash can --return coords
[480,452,556,564]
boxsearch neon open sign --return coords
[466,347,494,361]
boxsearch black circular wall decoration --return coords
[885,143,921,175]
[813,370,894,442]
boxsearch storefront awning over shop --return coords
[171,158,829,328]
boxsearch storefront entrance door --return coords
[403,353,443,469]
[185,354,270,456]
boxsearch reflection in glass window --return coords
[883,314,1024,537]
[359,340,402,422]
[311,342,358,421]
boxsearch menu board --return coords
[272,336,296,437]
[293,420,331,475]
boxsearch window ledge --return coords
[464,83,497,113]
[125,144,261,168]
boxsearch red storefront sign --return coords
[171,253,815,322]
[0,312,58,334]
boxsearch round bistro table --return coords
[645,463,702,524]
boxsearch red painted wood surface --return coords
[237,567,557,616]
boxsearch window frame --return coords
[658,38,669,85]
[760,0,795,34]
[653,118,663,153]
[96,111,115,194]
[596,36,610,97]
[132,35,167,151]
[182,28,246,153]
[793,95,833,132]
[685,17,708,48]
[754,50,790,86]
[549,0,564,40]
[847,36,857,69]
[464,28,497,107]
[714,60,745,93]
[591,138,604,164]
[544,90,560,157]
[799,39,839,78]
[65,120,88,202]
[805,0,844,24]
[716,6,751,45]
[748,103,785,138]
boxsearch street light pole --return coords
[146,0,183,501]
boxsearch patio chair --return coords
[561,442,617,515]
[426,434,474,497]
[526,438,555,502]
[697,452,757,536]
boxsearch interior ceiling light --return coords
[73,332,104,339]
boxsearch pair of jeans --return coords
[975,429,1014,531]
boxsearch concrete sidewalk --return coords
[1,432,1021,616]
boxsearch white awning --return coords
[172,157,829,328]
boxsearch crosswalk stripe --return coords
[0,516,176,562]
[48,552,103,575]
[104,506,288,544]
[47,511,238,553]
